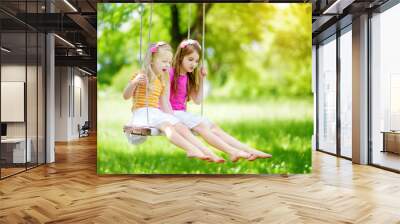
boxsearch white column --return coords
[352,14,369,164]
[46,33,55,163]
[45,0,55,163]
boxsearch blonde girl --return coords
[169,39,272,161]
[123,42,224,162]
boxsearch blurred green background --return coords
[97,3,313,174]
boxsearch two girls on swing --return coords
[123,40,272,163]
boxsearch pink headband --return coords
[179,39,201,50]
[150,42,167,53]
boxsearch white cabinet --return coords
[1,138,32,163]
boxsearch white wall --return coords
[1,63,46,164]
[1,65,40,138]
[55,66,69,141]
[55,67,89,141]
[74,70,89,139]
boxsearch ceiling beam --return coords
[55,55,96,73]
[322,0,356,14]
[67,13,96,46]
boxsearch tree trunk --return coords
[170,3,213,49]
[170,4,183,49]
[191,3,212,42]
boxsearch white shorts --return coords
[173,110,213,129]
[128,107,180,129]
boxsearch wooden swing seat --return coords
[123,124,199,137]
[123,125,163,136]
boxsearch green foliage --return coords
[111,64,136,92]
[98,3,312,97]
[98,3,138,85]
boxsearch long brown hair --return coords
[172,39,202,100]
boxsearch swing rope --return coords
[187,4,191,39]
[125,3,205,139]
[124,3,157,137]
[145,2,153,125]
[138,3,144,66]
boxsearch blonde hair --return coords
[172,39,203,99]
[141,42,172,94]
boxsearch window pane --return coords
[1,20,28,177]
[27,30,38,169]
[371,4,400,171]
[38,32,45,165]
[318,37,337,154]
[340,29,352,158]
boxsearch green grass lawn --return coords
[97,90,313,174]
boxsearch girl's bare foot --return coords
[250,150,272,159]
[244,152,272,161]
[247,154,258,161]
[201,152,225,163]
[197,148,225,163]
[187,150,209,161]
[208,154,225,163]
[230,151,251,162]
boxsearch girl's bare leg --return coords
[158,122,209,161]
[192,123,251,162]
[173,123,225,163]
[209,123,272,159]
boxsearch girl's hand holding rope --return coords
[131,73,147,86]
